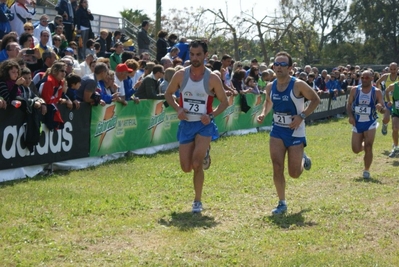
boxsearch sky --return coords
[90,0,281,20]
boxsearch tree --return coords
[198,8,241,60]
[239,8,298,64]
[280,0,351,54]
[160,7,206,38]
[120,9,151,27]
[350,0,399,63]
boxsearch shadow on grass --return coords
[264,209,317,229]
[354,177,382,183]
[158,211,219,231]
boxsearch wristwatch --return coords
[299,112,306,119]
[209,113,214,120]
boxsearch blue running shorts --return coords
[270,127,307,148]
[353,120,378,134]
[177,120,219,144]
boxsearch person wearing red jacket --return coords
[40,61,72,130]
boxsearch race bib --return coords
[355,106,371,115]
[273,113,292,127]
[183,98,207,115]
[395,100,399,109]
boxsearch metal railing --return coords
[120,19,157,57]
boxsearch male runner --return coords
[165,40,228,213]
[375,62,399,135]
[257,51,320,215]
[347,70,385,178]
[384,81,399,157]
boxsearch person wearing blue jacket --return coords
[0,0,13,39]
[174,37,190,62]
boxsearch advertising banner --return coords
[90,95,271,157]
[0,104,91,170]
[90,100,180,156]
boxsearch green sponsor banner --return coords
[90,95,272,157]
[214,94,271,132]
[90,100,180,156]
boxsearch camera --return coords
[25,49,34,55]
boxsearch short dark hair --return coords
[19,32,32,47]
[168,33,177,40]
[221,54,232,61]
[40,30,50,36]
[66,73,82,88]
[157,30,168,38]
[189,40,208,54]
[94,62,108,75]
[94,42,101,50]
[21,67,31,76]
[86,39,95,49]
[121,51,134,63]
[274,51,293,67]
[212,61,222,72]
[141,20,149,27]
[42,51,54,62]
[114,30,121,37]
[152,64,164,74]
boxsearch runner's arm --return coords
[164,70,184,112]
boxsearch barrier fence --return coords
[0,92,348,181]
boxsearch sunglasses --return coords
[59,70,66,73]
[273,62,289,67]
[24,28,33,31]
[361,76,371,80]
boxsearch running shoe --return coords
[389,148,399,158]
[192,201,203,213]
[363,170,370,179]
[203,147,211,170]
[382,124,388,135]
[303,152,312,170]
[272,201,287,215]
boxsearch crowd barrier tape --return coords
[0,91,348,180]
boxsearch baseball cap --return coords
[251,58,258,63]
[116,63,133,72]
[64,47,74,53]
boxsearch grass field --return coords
[1,117,399,266]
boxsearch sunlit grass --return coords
[1,117,399,266]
